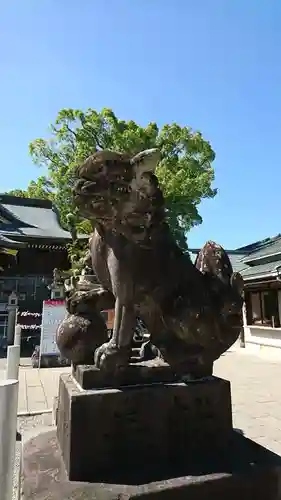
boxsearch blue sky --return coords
[0,1,280,249]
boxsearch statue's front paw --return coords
[94,342,130,373]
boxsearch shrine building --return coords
[0,194,73,348]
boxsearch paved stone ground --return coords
[0,358,70,413]
[214,347,281,455]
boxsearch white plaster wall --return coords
[243,292,281,350]
[244,325,281,348]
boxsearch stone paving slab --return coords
[0,361,70,413]
[214,347,281,456]
[38,366,70,409]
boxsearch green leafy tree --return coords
[9,108,216,250]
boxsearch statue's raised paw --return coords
[94,341,131,373]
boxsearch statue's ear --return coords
[130,148,160,174]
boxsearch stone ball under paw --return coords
[56,312,108,365]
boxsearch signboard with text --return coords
[40,300,66,356]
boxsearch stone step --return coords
[130,356,141,363]
[132,339,144,345]
[131,347,141,355]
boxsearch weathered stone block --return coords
[73,360,180,389]
[57,374,232,482]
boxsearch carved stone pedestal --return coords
[22,369,281,499]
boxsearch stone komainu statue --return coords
[56,149,243,377]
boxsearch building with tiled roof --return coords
[0,194,74,280]
[189,234,281,352]
[0,194,74,245]
[0,194,77,350]
[0,233,25,272]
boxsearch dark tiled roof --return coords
[242,235,281,262]
[0,194,72,241]
[0,233,25,249]
[237,235,280,254]
[228,253,249,273]
[239,259,281,279]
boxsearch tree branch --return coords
[66,125,78,140]
[44,152,62,169]
[83,125,104,150]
